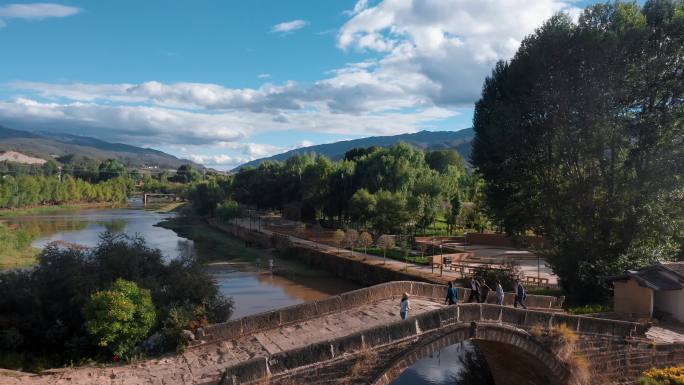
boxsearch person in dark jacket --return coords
[514,279,527,309]
[467,277,481,303]
[479,278,492,303]
[445,281,458,305]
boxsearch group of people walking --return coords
[399,278,528,320]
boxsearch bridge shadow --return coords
[372,323,570,385]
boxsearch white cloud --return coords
[271,19,309,34]
[0,0,583,169]
[186,154,250,168]
[337,0,582,106]
[0,3,80,21]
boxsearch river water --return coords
[6,205,359,319]
[7,204,482,383]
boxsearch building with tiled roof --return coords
[609,262,684,322]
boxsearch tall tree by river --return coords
[472,1,684,301]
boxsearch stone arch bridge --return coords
[7,282,683,385]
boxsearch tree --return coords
[348,188,377,227]
[425,149,465,174]
[376,234,395,264]
[358,231,374,256]
[332,229,345,255]
[83,278,156,360]
[472,1,684,301]
[372,190,411,234]
[447,194,462,235]
[187,180,225,216]
[216,200,240,223]
[98,159,127,181]
[343,229,359,257]
[171,164,201,184]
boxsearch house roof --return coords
[609,262,684,291]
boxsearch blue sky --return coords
[0,0,596,169]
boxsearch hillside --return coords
[235,128,474,170]
[0,125,201,170]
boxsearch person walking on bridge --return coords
[467,277,481,303]
[445,281,458,305]
[495,280,504,305]
[400,292,412,320]
[514,279,527,309]
[479,278,492,303]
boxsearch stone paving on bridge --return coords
[2,298,444,385]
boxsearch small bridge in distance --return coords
[142,193,181,205]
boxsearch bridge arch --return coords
[371,322,571,385]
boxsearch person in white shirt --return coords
[400,292,411,320]
[495,280,505,305]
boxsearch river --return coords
[6,204,359,319]
[6,204,484,383]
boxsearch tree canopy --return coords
[472,0,684,300]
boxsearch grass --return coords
[354,247,430,265]
[0,223,39,270]
[567,304,612,315]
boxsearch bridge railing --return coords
[198,281,564,346]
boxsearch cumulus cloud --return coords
[271,19,308,34]
[0,0,583,169]
[337,0,582,106]
[0,3,80,24]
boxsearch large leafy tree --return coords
[98,158,127,181]
[472,1,684,300]
[83,279,156,360]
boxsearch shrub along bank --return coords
[0,233,232,371]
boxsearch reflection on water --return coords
[7,206,360,319]
[8,208,187,261]
[391,342,494,385]
[208,263,358,319]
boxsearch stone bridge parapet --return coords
[198,281,565,346]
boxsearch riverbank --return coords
[0,202,124,218]
[0,224,39,270]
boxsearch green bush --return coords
[567,304,612,315]
[83,279,156,360]
[216,200,240,222]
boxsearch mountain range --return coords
[235,128,474,170]
[0,125,200,170]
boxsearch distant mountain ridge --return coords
[235,128,474,170]
[0,125,201,169]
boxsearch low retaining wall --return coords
[465,232,548,249]
[199,281,563,346]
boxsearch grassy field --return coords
[0,223,39,269]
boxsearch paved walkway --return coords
[235,217,558,286]
[3,299,444,385]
